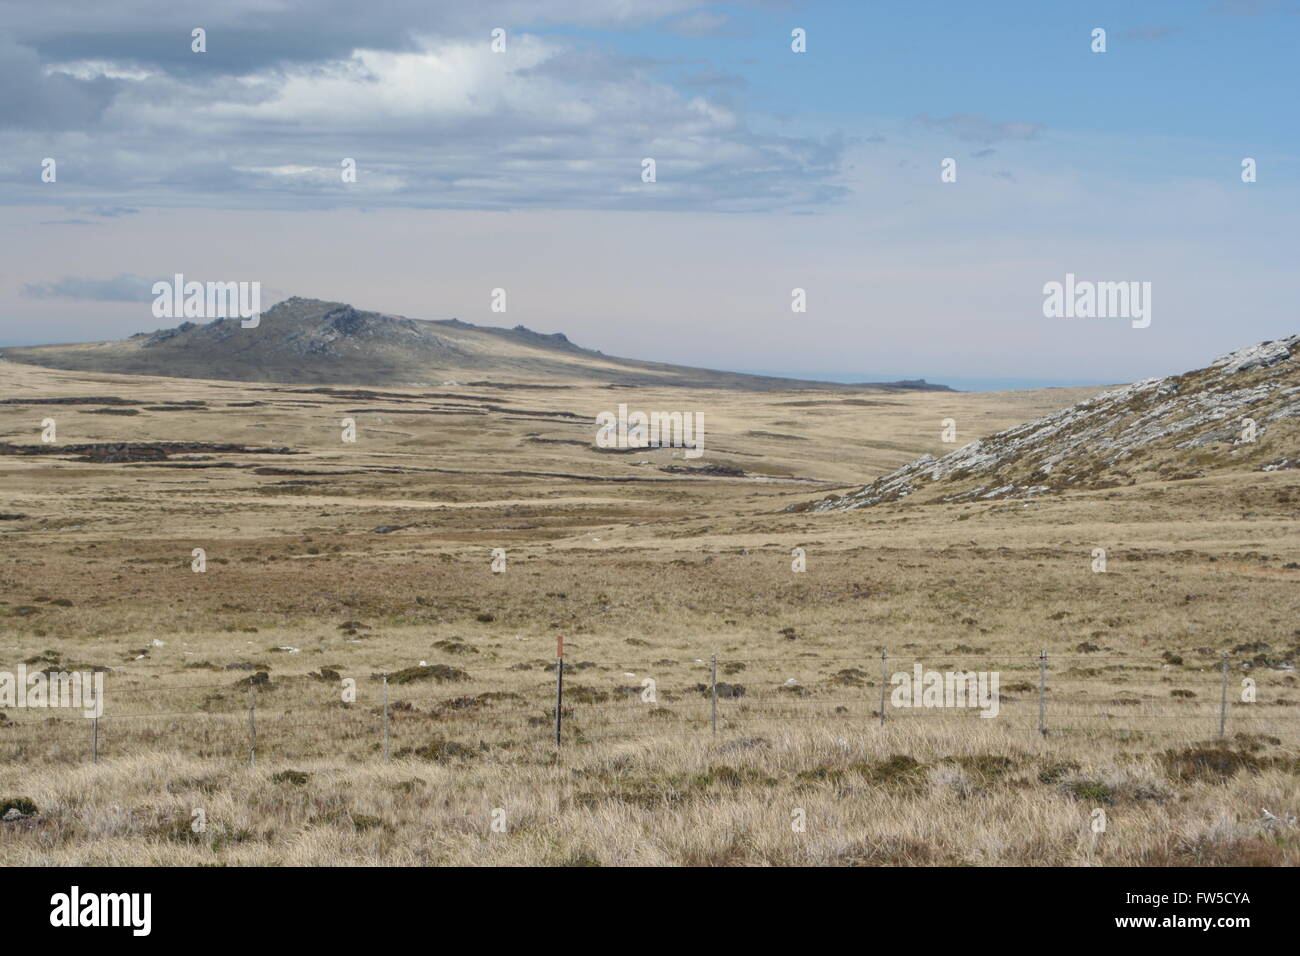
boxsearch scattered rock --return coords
[1,797,38,820]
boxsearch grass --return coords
[0,362,1297,864]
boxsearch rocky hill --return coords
[811,335,1300,511]
[0,297,952,392]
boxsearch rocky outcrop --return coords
[1,296,957,391]
[814,335,1300,511]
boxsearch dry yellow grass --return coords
[1,362,1297,865]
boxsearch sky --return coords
[1,0,1297,390]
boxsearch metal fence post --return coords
[879,649,888,727]
[710,654,718,733]
[554,636,564,748]
[383,672,390,762]
[1038,649,1048,738]
[1219,652,1229,739]
[249,686,257,767]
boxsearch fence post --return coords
[1038,649,1048,738]
[91,715,98,764]
[248,686,257,767]
[383,672,390,763]
[1219,652,1229,739]
[554,635,564,748]
[879,649,888,727]
[711,654,718,733]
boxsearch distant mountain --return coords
[0,297,953,392]
[811,335,1300,510]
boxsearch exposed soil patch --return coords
[0,397,142,406]
[0,442,299,463]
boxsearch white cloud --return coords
[2,31,844,212]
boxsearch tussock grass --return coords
[1,363,1297,864]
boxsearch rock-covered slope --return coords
[813,335,1300,511]
[0,297,952,392]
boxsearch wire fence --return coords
[2,648,1295,765]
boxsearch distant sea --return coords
[739,370,1110,393]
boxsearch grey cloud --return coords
[0,1,843,214]
[513,49,688,84]
[2,1,724,77]
[0,39,117,130]
[0,33,845,214]
[678,69,749,90]
[22,273,159,301]
[661,12,734,37]
[912,113,1044,145]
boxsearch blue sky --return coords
[1,0,1297,389]
[541,2,1297,153]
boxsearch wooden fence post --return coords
[1219,652,1229,739]
[554,635,564,748]
[710,654,718,733]
[1038,649,1048,738]
[879,649,888,727]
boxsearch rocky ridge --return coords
[813,335,1300,511]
